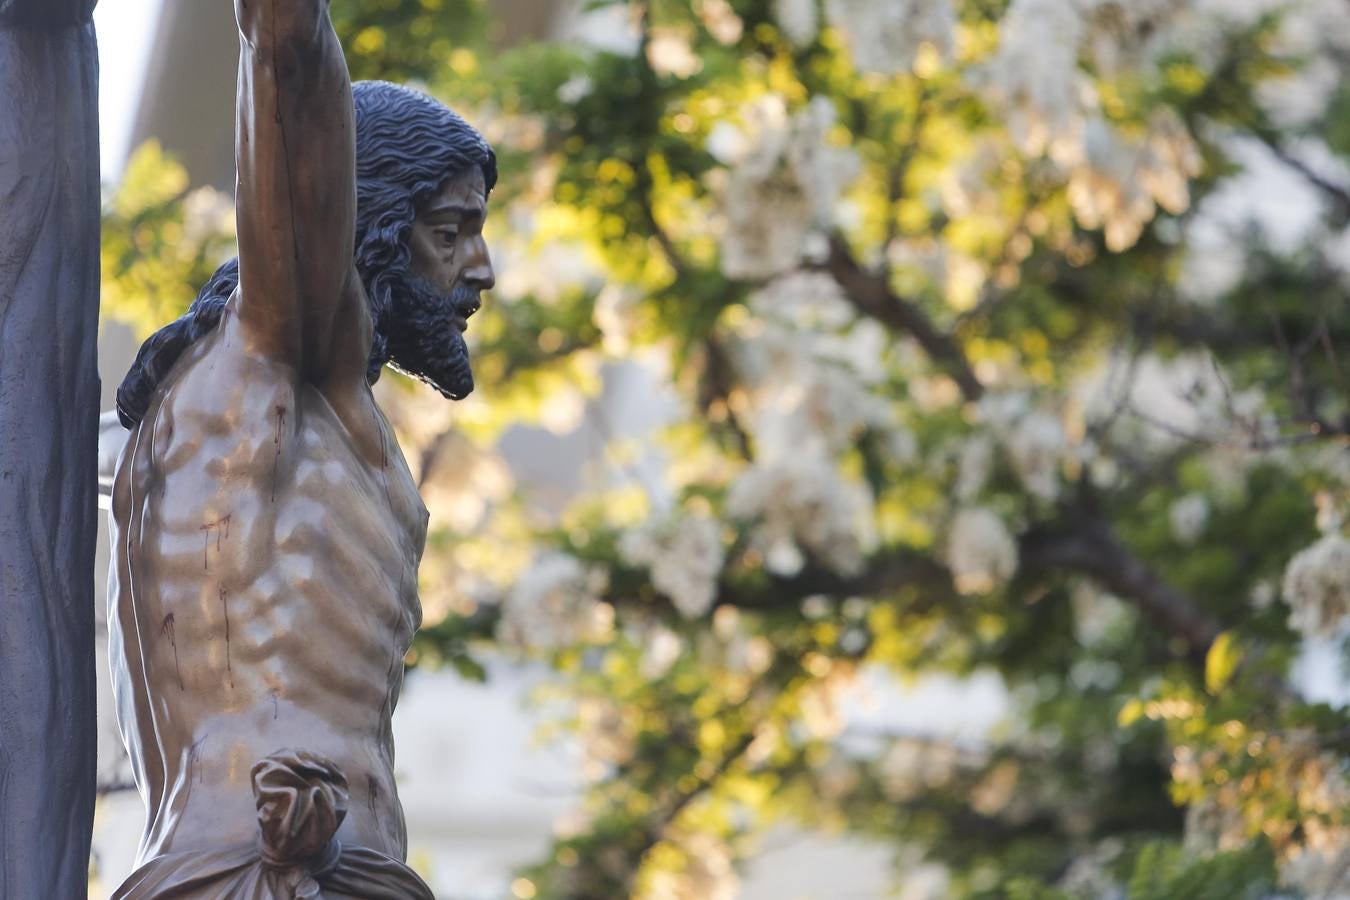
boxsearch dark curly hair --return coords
[116,81,497,428]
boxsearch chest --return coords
[285,396,429,559]
[134,334,429,569]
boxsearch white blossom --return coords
[798,676,849,739]
[788,96,863,229]
[975,392,1070,502]
[1071,582,1131,647]
[563,1,642,55]
[721,157,813,279]
[748,270,857,332]
[1179,791,1249,857]
[591,283,640,354]
[1056,839,1125,898]
[977,390,1033,430]
[640,625,684,679]
[497,552,611,650]
[754,362,891,459]
[825,0,956,75]
[1168,494,1210,544]
[1068,110,1201,251]
[645,831,740,900]
[1321,223,1350,291]
[1256,0,1350,127]
[984,0,1090,160]
[773,0,819,46]
[728,634,775,675]
[947,507,1019,594]
[1282,840,1350,900]
[377,391,515,533]
[955,436,995,501]
[728,452,877,576]
[1069,657,1122,691]
[881,423,920,465]
[1281,743,1350,895]
[733,273,898,463]
[1282,533,1350,638]
[1250,579,1277,611]
[720,97,860,279]
[706,121,749,165]
[492,215,604,303]
[1081,0,1189,74]
[646,28,702,79]
[944,252,987,312]
[538,383,587,435]
[697,0,744,45]
[556,74,594,104]
[181,185,234,245]
[619,512,727,618]
[1315,490,1346,534]
[880,737,966,801]
[576,696,634,778]
[718,272,899,583]
[1233,727,1350,895]
[941,140,1005,219]
[1004,409,1067,503]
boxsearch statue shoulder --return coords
[139,315,299,465]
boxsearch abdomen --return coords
[109,336,423,861]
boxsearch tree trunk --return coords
[0,0,100,895]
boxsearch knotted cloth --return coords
[113,750,434,899]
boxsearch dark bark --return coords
[1020,516,1223,666]
[0,2,100,895]
[824,234,986,402]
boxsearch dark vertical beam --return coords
[0,0,100,895]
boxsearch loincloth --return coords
[113,750,434,899]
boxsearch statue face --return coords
[380,167,495,401]
[408,167,495,304]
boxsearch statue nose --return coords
[465,263,494,293]
[464,237,494,291]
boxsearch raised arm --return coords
[233,0,361,378]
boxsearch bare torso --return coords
[109,299,428,864]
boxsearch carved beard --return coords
[382,270,478,400]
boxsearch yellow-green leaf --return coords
[1205,631,1244,695]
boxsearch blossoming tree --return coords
[103,0,1350,895]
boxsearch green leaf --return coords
[450,653,489,683]
[1118,697,1146,728]
[1205,631,1244,695]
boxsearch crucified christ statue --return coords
[107,1,495,895]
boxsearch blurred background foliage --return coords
[101,0,1350,896]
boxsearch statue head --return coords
[115,80,498,428]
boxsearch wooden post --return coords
[0,0,100,894]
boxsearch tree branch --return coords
[876,84,932,272]
[633,730,757,862]
[716,516,1219,668]
[1257,134,1350,226]
[1019,515,1222,665]
[698,336,755,460]
[823,234,985,402]
[716,549,956,612]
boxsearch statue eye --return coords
[436,228,458,247]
